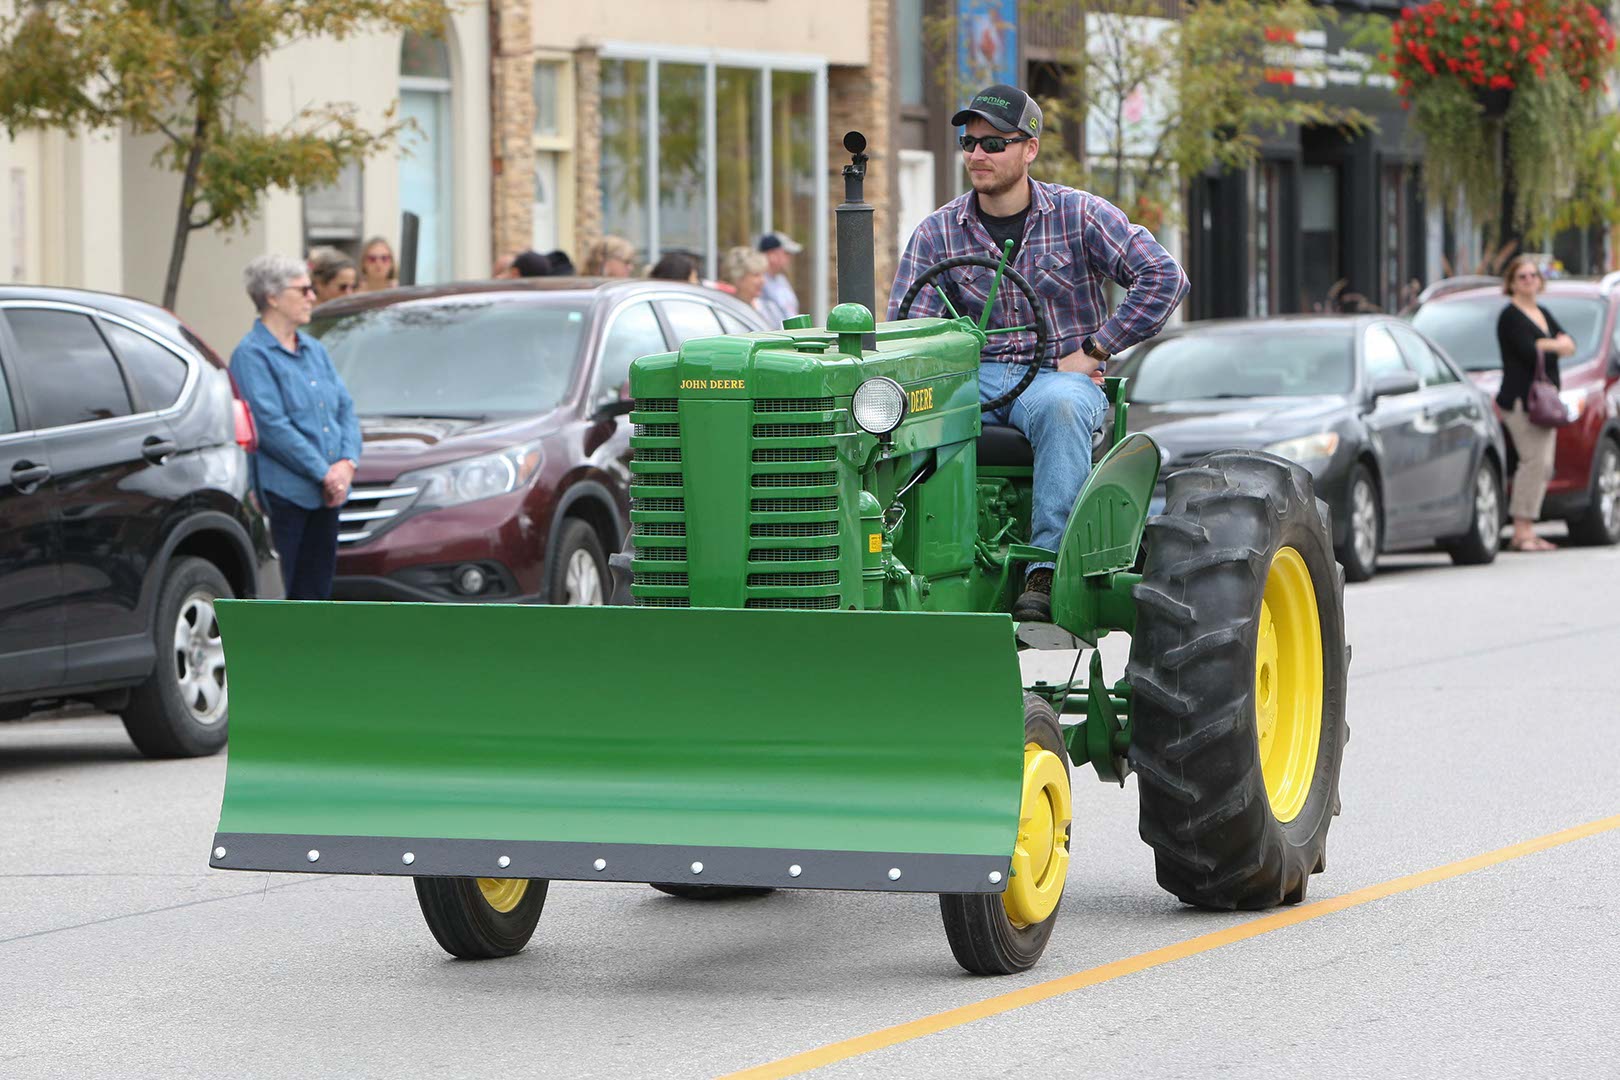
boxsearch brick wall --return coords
[490,0,535,266]
[572,47,603,265]
[828,0,900,307]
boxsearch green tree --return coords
[0,0,454,308]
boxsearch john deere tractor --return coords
[209,134,1347,975]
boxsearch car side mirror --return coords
[1371,371,1421,400]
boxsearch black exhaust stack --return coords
[835,131,875,323]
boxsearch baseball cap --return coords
[758,231,803,255]
[951,84,1042,138]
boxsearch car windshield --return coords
[309,299,588,417]
[1412,295,1605,371]
[1121,330,1355,403]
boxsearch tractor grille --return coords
[753,447,836,463]
[628,398,689,608]
[746,596,840,610]
[754,422,836,438]
[742,396,847,610]
[756,397,835,412]
[753,472,837,488]
[749,546,839,562]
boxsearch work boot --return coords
[1013,568,1053,622]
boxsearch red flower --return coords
[1510,10,1525,30]
[1488,74,1515,90]
[1581,75,1592,90]
[1508,35,1519,52]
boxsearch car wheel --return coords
[1566,438,1620,546]
[1337,465,1381,582]
[120,556,232,758]
[1446,459,1502,565]
[546,519,608,605]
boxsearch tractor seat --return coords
[977,424,1033,467]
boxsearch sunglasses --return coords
[959,133,1032,154]
[1514,270,1541,280]
[365,253,393,264]
[284,283,316,297]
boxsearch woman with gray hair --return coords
[720,245,769,317]
[229,253,362,599]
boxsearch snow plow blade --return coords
[210,601,1025,894]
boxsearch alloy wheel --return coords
[1352,478,1378,570]
[173,591,227,725]
[564,548,604,605]
[1598,444,1619,536]
[1475,465,1501,553]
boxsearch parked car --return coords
[307,278,769,605]
[1111,315,1507,581]
[0,287,280,756]
[1410,275,1620,546]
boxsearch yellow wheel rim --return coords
[1002,743,1072,928]
[1255,546,1324,823]
[476,878,529,913]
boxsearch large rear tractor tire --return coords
[940,693,1070,975]
[1128,451,1348,910]
[414,877,548,959]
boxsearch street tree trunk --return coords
[161,108,209,312]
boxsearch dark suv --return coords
[308,279,767,604]
[1411,275,1620,544]
[0,288,280,756]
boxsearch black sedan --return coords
[1111,316,1507,581]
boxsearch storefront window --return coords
[599,50,824,313]
[658,63,708,258]
[1301,164,1340,311]
[601,58,651,257]
[1381,164,1411,312]
[771,69,817,311]
[716,67,765,257]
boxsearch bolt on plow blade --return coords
[210,601,1025,893]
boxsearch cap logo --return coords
[976,95,1012,108]
[1028,117,1038,131]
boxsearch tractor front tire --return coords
[414,877,548,959]
[940,694,1070,975]
[1128,451,1348,910]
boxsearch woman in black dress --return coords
[1496,255,1575,552]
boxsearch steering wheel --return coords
[896,251,1051,413]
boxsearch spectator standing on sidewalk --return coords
[357,236,397,293]
[584,236,636,277]
[231,254,362,600]
[1497,255,1575,552]
[757,231,801,326]
[720,246,769,315]
[307,247,357,304]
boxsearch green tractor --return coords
[210,135,1348,976]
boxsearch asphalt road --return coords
[4,536,1619,1079]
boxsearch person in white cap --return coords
[757,231,802,328]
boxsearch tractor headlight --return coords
[852,377,909,435]
[1263,432,1340,466]
[401,441,545,510]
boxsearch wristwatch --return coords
[1081,335,1111,363]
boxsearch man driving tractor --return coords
[888,83,1189,622]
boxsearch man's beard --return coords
[971,166,1025,200]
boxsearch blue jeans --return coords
[979,362,1109,573]
[266,492,341,600]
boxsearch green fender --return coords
[1049,432,1161,639]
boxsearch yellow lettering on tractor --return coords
[908,386,935,413]
[678,379,746,391]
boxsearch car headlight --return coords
[1263,432,1340,465]
[852,377,909,435]
[402,442,545,510]
[1559,388,1587,422]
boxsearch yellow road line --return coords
[721,813,1620,1080]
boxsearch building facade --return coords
[0,6,491,352]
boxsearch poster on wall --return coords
[957,0,1019,93]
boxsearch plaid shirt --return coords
[886,179,1189,366]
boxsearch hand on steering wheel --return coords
[895,242,1051,413]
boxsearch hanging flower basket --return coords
[1385,0,1617,237]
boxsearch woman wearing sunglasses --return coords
[1496,255,1576,552]
[230,254,362,600]
[888,83,1188,622]
[357,236,398,293]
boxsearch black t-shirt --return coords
[1496,303,1566,409]
[977,202,1030,263]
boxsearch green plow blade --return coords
[210,602,1025,893]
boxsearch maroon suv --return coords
[307,279,768,604]
[1411,275,1620,544]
